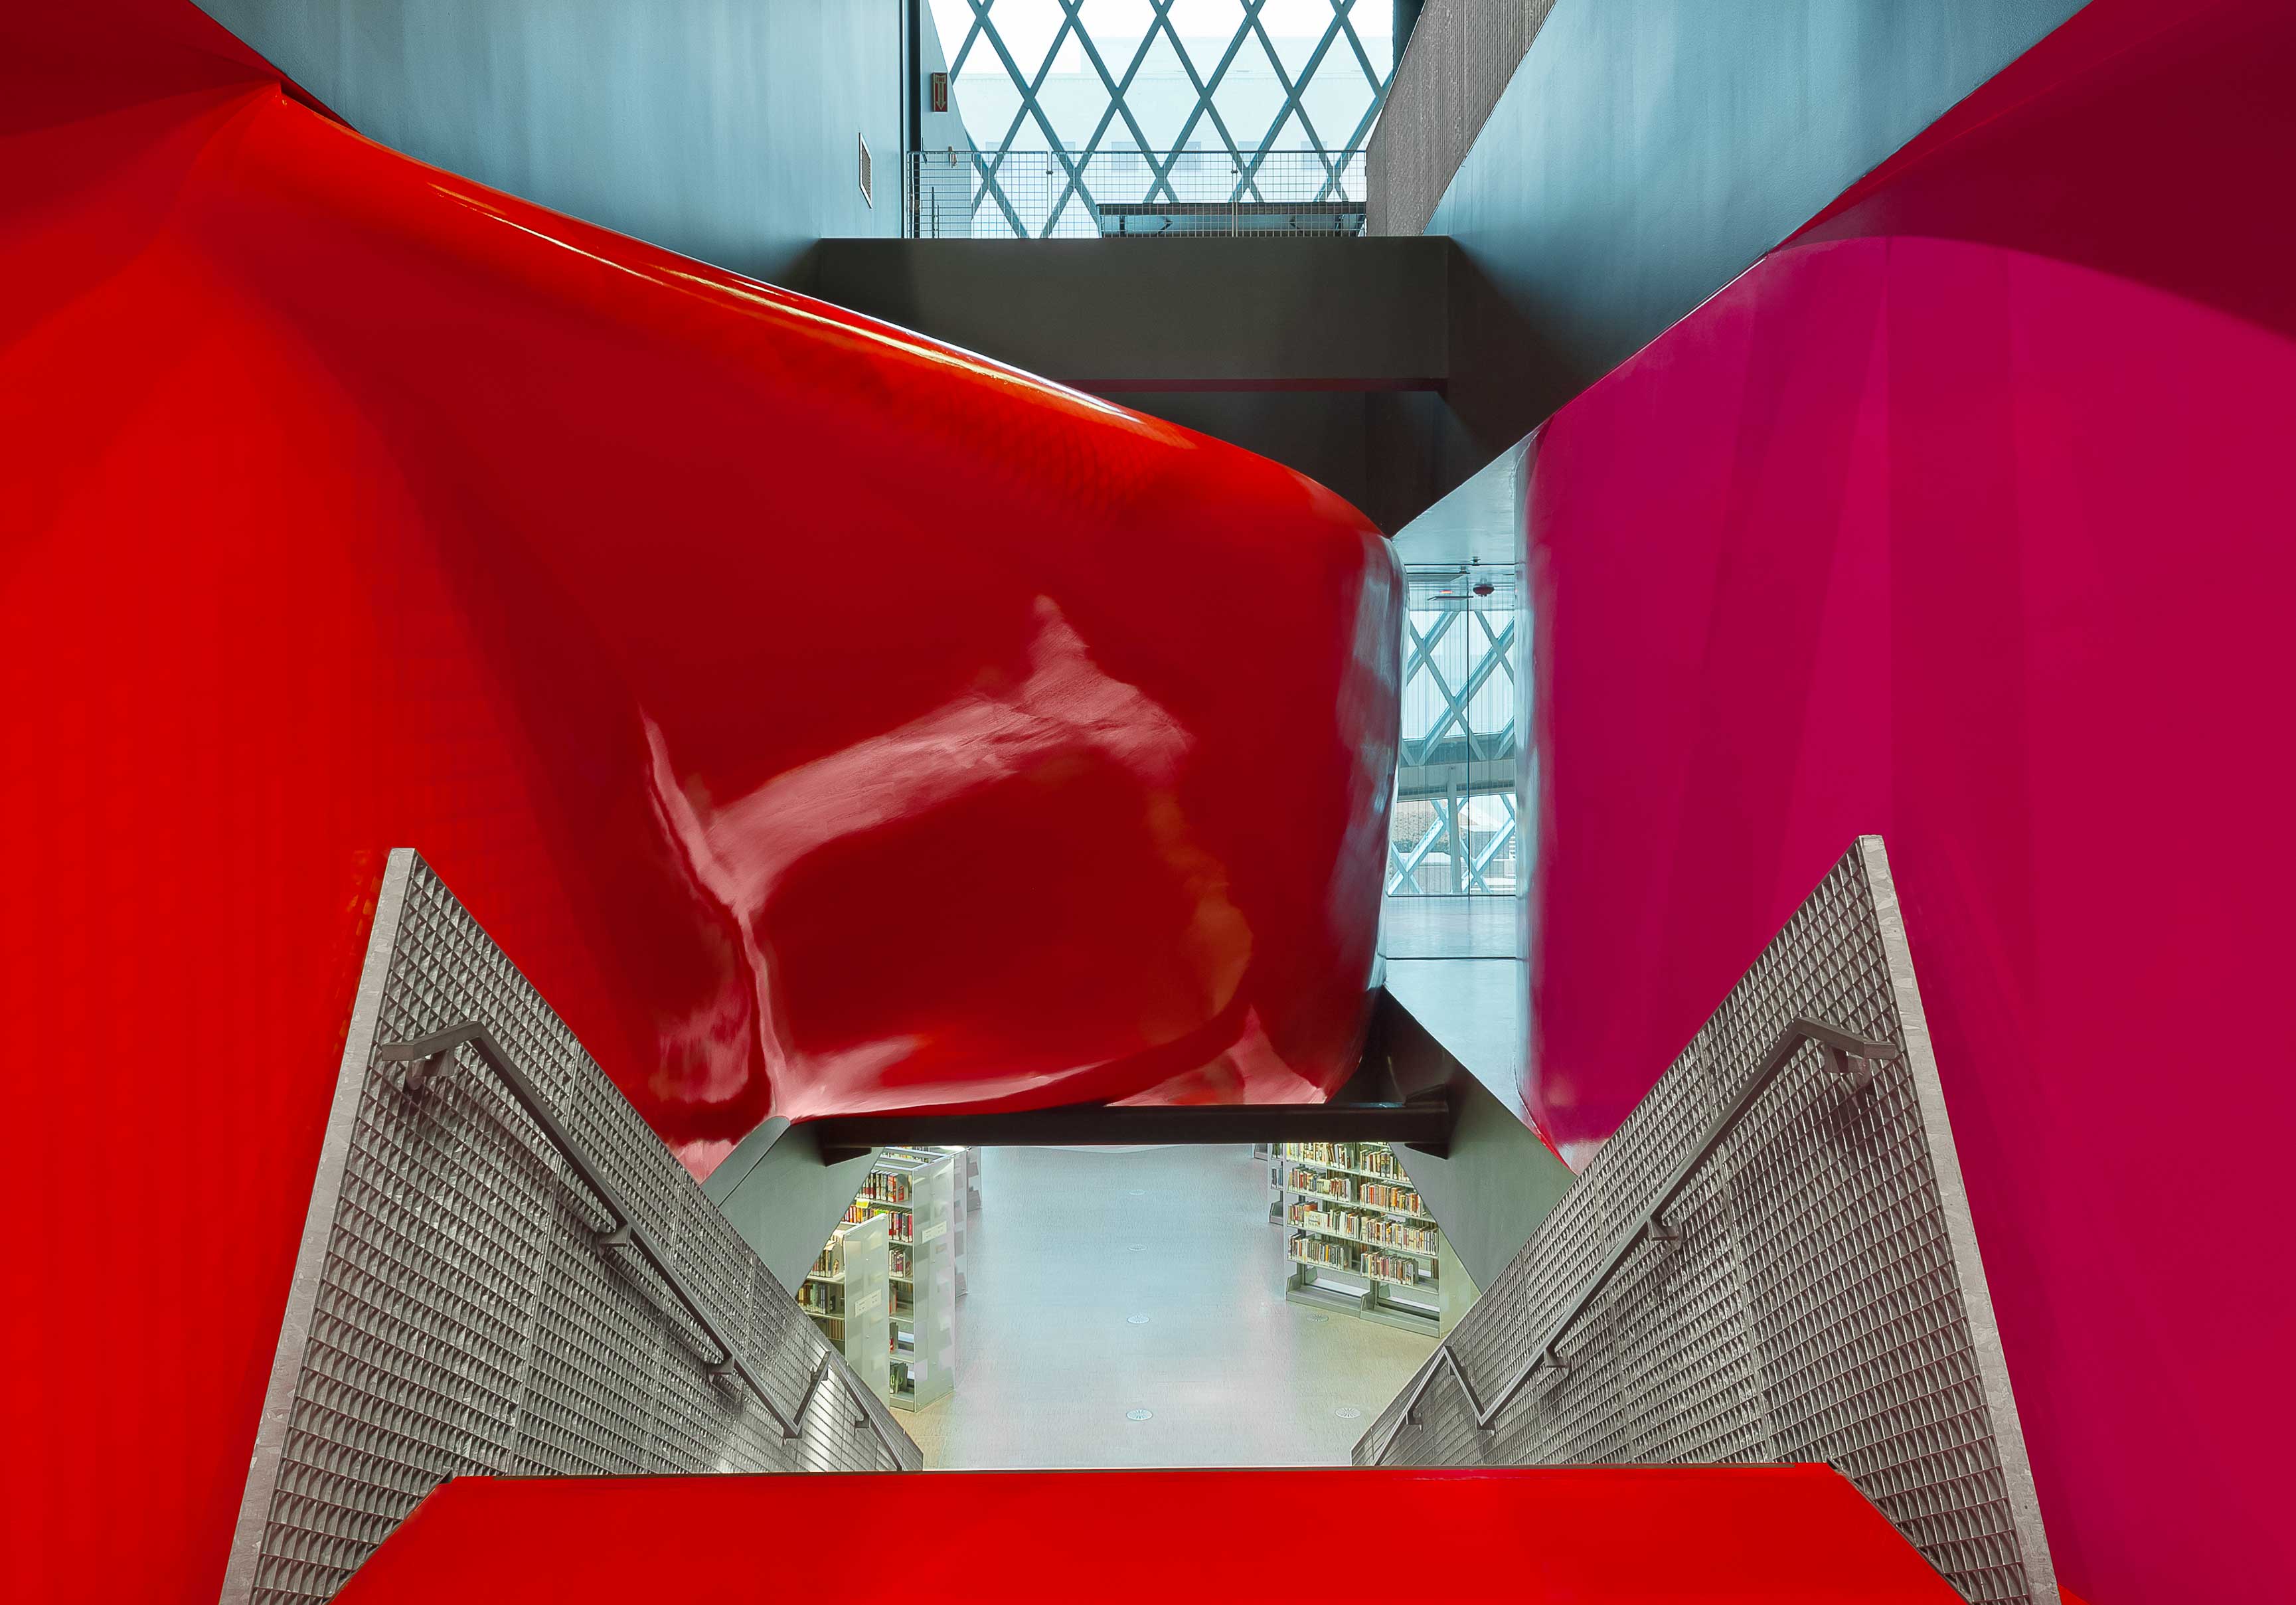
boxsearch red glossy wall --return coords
[1518,1,2296,1598]
[0,5,1396,1598]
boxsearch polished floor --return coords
[1382,893,1529,1118]
[898,1145,1437,1469]
[1380,894,1520,960]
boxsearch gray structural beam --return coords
[1372,988,1572,1291]
[813,236,1448,388]
[801,1089,1454,1167]
[702,1118,886,1294]
[812,235,1455,531]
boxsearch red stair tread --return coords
[334,1464,1962,1602]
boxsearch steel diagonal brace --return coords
[376,1021,908,1471]
[1364,1015,1898,1464]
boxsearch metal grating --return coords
[220,851,919,1605]
[1354,838,2056,1605]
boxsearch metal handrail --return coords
[374,1022,908,1472]
[1364,1016,1900,1464]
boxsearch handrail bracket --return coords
[376,1021,908,1472]
[1363,1015,1898,1464]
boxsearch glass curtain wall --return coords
[1389,567,1519,896]
[920,0,1394,237]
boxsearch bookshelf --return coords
[796,1212,891,1404]
[1273,1140,1464,1334]
[826,1146,959,1411]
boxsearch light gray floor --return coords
[1384,958,1529,1120]
[898,1145,1435,1470]
[1380,895,1519,960]
[1382,894,1530,1120]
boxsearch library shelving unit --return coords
[795,1211,891,1404]
[833,1146,959,1411]
[1273,1140,1464,1334]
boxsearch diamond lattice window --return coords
[921,0,1393,238]
[1388,570,1520,896]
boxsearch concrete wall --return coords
[814,237,1455,529]
[195,0,903,288]
[1368,0,1560,238]
[1400,0,2088,493]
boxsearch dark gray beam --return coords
[805,1090,1452,1166]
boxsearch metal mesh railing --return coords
[220,851,918,1605]
[907,148,1369,238]
[1355,838,2059,1605]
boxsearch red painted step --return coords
[334,1464,1961,1602]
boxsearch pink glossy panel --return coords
[0,4,1394,1599]
[1520,1,2296,1598]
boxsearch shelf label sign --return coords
[852,1290,882,1315]
[922,1220,947,1242]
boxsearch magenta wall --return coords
[1517,2,2296,1598]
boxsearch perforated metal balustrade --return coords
[220,851,918,1605]
[1354,838,2058,1605]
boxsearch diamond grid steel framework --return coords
[1389,794,1518,895]
[1401,606,1515,769]
[1388,588,1518,896]
[942,0,1390,236]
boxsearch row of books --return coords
[1288,1232,1431,1286]
[1283,1167,1428,1218]
[1362,1251,1425,1284]
[1288,1232,1353,1269]
[841,1199,915,1242]
[1287,1201,1438,1254]
[1358,1181,1426,1216]
[1280,1141,1406,1181]
[858,1170,912,1205]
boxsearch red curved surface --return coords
[0,4,1394,1598]
[1515,0,2296,1598]
[332,1466,1964,1604]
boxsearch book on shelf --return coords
[1287,1230,1430,1286]
[1286,1165,1353,1201]
[1286,1200,1437,1254]
[1279,1140,1407,1181]
[1358,1181,1426,1216]
[841,1199,915,1241]
[859,1171,912,1205]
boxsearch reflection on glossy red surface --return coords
[0,4,1394,1598]
[333,1466,1963,1604]
[1516,1,2296,1600]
